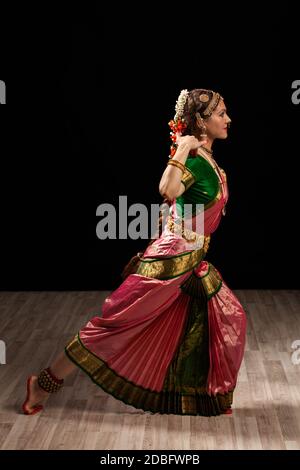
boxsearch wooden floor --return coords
[0,289,300,450]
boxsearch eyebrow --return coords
[219,108,227,113]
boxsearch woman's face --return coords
[204,99,231,140]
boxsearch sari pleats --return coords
[65,261,246,416]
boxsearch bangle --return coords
[167,159,186,173]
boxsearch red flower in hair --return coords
[168,118,187,158]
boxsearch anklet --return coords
[37,367,64,393]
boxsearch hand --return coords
[176,133,207,150]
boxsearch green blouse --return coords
[176,154,220,217]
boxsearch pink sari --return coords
[65,166,247,416]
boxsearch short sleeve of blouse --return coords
[180,156,205,191]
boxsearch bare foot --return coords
[23,375,50,414]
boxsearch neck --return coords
[197,136,215,158]
[203,136,214,151]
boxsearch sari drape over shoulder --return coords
[65,153,247,416]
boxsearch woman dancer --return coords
[22,88,247,416]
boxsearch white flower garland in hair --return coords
[174,89,189,121]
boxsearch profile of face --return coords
[202,99,231,140]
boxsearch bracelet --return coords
[167,159,186,173]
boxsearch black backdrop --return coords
[0,7,299,291]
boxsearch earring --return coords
[195,112,204,126]
[195,112,207,136]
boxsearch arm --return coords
[159,142,190,200]
[159,135,207,200]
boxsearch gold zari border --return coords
[199,263,223,299]
[64,333,234,416]
[179,262,223,300]
[136,234,210,280]
[181,167,196,191]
